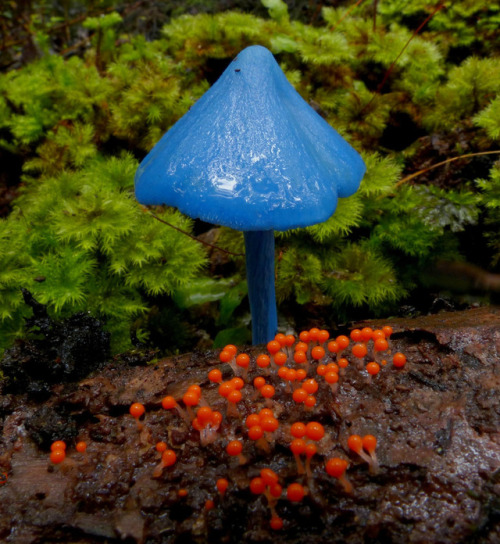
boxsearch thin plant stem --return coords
[394,150,500,189]
[361,1,446,114]
[330,0,366,32]
[147,210,245,257]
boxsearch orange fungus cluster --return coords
[48,325,407,531]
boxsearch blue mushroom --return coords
[135,45,365,345]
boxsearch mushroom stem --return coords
[244,230,278,345]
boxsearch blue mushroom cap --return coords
[135,45,366,231]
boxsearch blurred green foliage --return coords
[0,0,499,354]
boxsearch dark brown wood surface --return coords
[1,307,499,543]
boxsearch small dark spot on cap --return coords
[235,69,241,73]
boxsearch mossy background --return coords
[1,0,499,355]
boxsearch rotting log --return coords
[1,307,499,543]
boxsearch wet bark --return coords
[1,307,499,544]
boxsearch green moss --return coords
[0,155,206,354]
[1,0,499,354]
